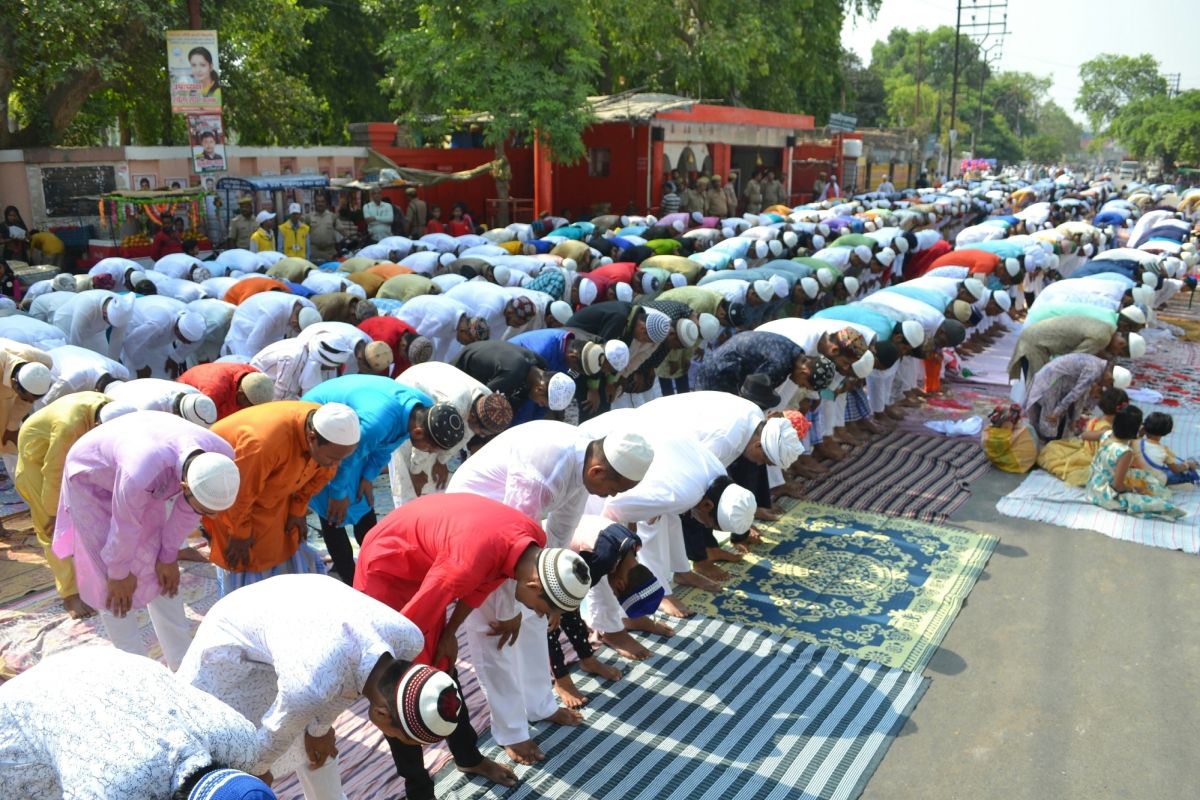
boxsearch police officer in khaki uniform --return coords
[226,197,257,250]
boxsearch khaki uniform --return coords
[681,188,705,214]
[762,178,785,207]
[227,214,257,250]
[404,198,428,234]
[705,186,729,218]
[307,209,339,263]
[744,178,763,214]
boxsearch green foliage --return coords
[1108,90,1200,169]
[1076,53,1168,134]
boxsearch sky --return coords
[840,0,1200,127]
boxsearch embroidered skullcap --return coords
[782,409,811,439]
[407,335,434,365]
[842,275,860,296]
[83,274,105,291]
[1119,305,1146,325]
[833,327,868,360]
[676,318,699,348]
[15,362,51,396]
[698,312,720,341]
[800,276,819,299]
[395,664,462,744]
[901,319,925,348]
[473,392,513,433]
[991,290,1012,311]
[716,483,756,534]
[619,571,664,618]
[603,429,654,481]
[851,350,875,379]
[51,273,76,292]
[537,547,591,611]
[492,265,512,286]
[853,245,872,263]
[1111,365,1132,389]
[178,393,218,427]
[752,279,774,301]
[509,295,536,324]
[768,274,788,300]
[641,272,660,294]
[547,300,572,325]
[312,402,360,446]
[760,416,803,468]
[580,341,604,376]
[297,306,322,330]
[187,768,275,800]
[877,247,896,267]
[1127,332,1146,359]
[808,355,836,391]
[466,316,490,341]
[425,402,465,449]
[184,452,241,511]
[614,282,634,303]
[239,372,275,406]
[644,309,671,344]
[547,372,576,411]
[353,298,379,322]
[963,278,986,301]
[604,339,630,371]
[364,341,394,373]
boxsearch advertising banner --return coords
[167,30,222,112]
[188,112,228,174]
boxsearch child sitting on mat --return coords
[1138,412,1200,487]
[1086,405,1186,520]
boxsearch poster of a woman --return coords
[167,30,222,112]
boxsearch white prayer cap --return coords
[876,247,896,267]
[864,220,876,232]
[15,362,51,396]
[549,300,573,325]
[991,290,1012,311]
[105,294,134,328]
[691,211,704,224]
[752,279,774,302]
[733,258,748,270]
[578,278,598,306]
[721,227,735,239]
[603,429,654,482]
[580,342,604,376]
[599,257,613,266]
[817,223,831,237]
[184,452,240,511]
[768,274,788,300]
[491,265,511,286]
[669,273,688,288]
[698,312,720,341]
[438,253,456,268]
[536,547,591,611]
[851,350,875,378]
[614,282,634,303]
[297,306,322,330]
[287,202,302,215]
[1082,243,1095,257]
[951,299,972,322]
[1127,332,1146,359]
[768,239,783,257]
[1111,365,1132,389]
[812,234,826,250]
[963,278,986,301]
[716,483,756,534]
[800,276,819,299]
[127,271,147,286]
[51,273,76,292]
[901,320,925,348]
[760,416,803,468]
[641,273,659,295]
[782,231,798,249]
[98,401,137,423]
[364,341,394,372]
[893,235,909,254]
[239,371,275,406]
[1141,271,1158,288]
[562,257,578,271]
[75,275,93,291]
[178,393,218,427]
[313,402,360,446]
[604,339,629,371]
[672,220,686,233]
[177,310,207,343]
[547,372,576,411]
[255,210,276,224]
[1163,257,1183,277]
[1004,257,1020,277]
[1120,305,1146,325]
[676,318,699,348]
[853,245,872,263]
[394,664,461,744]
[843,275,860,296]
[816,267,835,288]
[1046,254,1060,270]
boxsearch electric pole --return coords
[945,2,961,181]
[947,0,1009,175]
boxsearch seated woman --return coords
[1038,386,1129,486]
[1086,405,1186,520]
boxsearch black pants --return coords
[727,456,771,544]
[318,510,377,585]
[658,374,690,396]
[548,610,595,678]
[386,666,483,800]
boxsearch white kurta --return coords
[141,271,208,303]
[394,295,472,363]
[635,391,763,467]
[178,574,423,778]
[250,338,340,401]
[121,296,203,378]
[188,298,237,365]
[38,344,130,409]
[0,647,260,800]
[860,290,947,338]
[302,271,367,298]
[103,377,201,413]
[27,291,76,324]
[222,292,312,357]
[51,290,127,359]
[0,315,66,352]
[153,253,205,280]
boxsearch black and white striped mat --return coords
[433,616,927,800]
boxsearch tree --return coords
[840,51,886,128]
[1033,101,1084,161]
[1108,90,1200,171]
[1076,53,1167,134]
[378,0,602,223]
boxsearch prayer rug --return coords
[801,431,991,525]
[431,616,927,800]
[676,503,996,673]
[0,513,55,606]
[1129,362,1200,407]
[952,325,1022,387]
[0,461,29,518]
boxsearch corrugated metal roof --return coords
[587,93,697,122]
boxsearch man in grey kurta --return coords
[1008,315,1124,383]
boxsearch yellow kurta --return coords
[14,391,111,597]
[0,338,55,455]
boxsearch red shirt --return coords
[354,494,545,664]
[178,362,264,420]
[358,315,419,376]
[905,239,952,279]
[446,217,473,237]
[151,230,183,261]
[425,219,446,234]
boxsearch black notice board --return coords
[41,165,117,217]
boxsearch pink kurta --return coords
[52,411,236,610]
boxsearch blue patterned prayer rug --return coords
[678,502,996,672]
[433,616,927,800]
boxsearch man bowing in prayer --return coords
[180,574,462,798]
[354,493,591,800]
[203,402,359,596]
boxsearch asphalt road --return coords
[861,469,1200,800]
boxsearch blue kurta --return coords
[509,328,571,373]
[812,305,895,341]
[302,375,432,524]
[880,284,951,312]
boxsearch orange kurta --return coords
[927,248,1001,276]
[203,401,336,572]
[224,276,292,306]
[366,263,412,281]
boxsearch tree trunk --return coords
[493,141,511,228]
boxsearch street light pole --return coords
[946,0,962,181]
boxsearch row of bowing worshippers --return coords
[0,172,1195,800]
